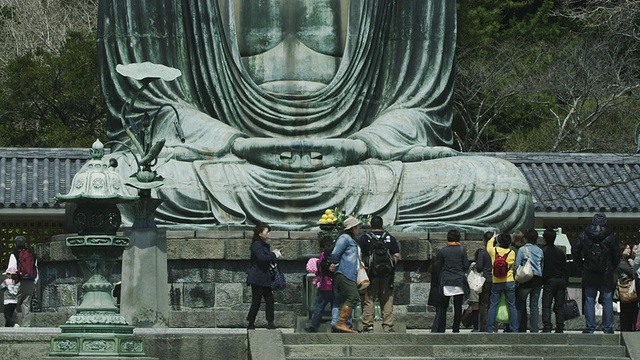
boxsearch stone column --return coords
[121,198,169,327]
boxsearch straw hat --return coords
[342,216,361,230]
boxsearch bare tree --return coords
[0,0,98,72]
[520,37,639,153]
[453,43,525,152]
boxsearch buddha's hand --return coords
[231,138,368,171]
[399,146,461,162]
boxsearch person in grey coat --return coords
[246,222,282,329]
[435,230,469,333]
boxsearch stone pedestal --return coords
[121,222,169,327]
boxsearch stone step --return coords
[286,358,630,360]
[283,344,627,359]
[282,333,622,346]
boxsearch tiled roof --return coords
[0,148,91,209]
[484,152,640,214]
[2,149,640,216]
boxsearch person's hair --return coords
[483,231,494,246]
[14,236,27,249]
[512,230,526,248]
[542,227,556,246]
[319,235,334,250]
[524,229,538,244]
[447,229,461,243]
[252,222,271,242]
[497,233,512,248]
[344,226,358,238]
[370,216,383,229]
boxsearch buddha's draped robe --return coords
[97,0,534,231]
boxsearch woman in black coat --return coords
[246,222,282,329]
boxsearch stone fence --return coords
[34,230,488,328]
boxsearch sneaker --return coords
[604,330,614,334]
[247,324,256,330]
[383,327,394,333]
[267,322,276,329]
[304,326,318,333]
[362,326,374,333]
[582,330,593,334]
[13,324,20,328]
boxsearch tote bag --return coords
[357,261,370,290]
[564,290,580,320]
[515,248,534,284]
[467,264,486,293]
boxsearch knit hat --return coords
[2,267,18,275]
[342,216,361,230]
[592,212,607,226]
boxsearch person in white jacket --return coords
[2,266,20,327]
[4,236,38,327]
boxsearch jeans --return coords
[516,285,542,332]
[310,290,336,330]
[584,286,614,333]
[487,281,519,332]
[541,278,566,332]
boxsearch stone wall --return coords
[35,230,487,328]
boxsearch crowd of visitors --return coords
[4,211,637,333]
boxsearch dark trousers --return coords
[541,278,566,332]
[620,301,639,331]
[437,294,464,333]
[4,303,16,327]
[246,284,274,325]
[478,281,492,332]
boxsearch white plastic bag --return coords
[467,262,486,292]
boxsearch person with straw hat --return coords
[329,216,362,333]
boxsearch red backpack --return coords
[492,247,511,278]
[15,249,37,280]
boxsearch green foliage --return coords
[0,31,106,147]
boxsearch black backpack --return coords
[366,232,395,277]
[320,244,335,276]
[584,240,608,273]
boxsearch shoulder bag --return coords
[515,247,534,284]
[618,278,638,303]
[270,262,287,291]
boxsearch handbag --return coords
[270,263,287,291]
[515,248,534,284]
[618,279,638,303]
[496,293,509,323]
[357,260,370,291]
[467,266,486,293]
[461,308,474,328]
[564,290,580,320]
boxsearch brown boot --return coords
[335,305,357,334]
